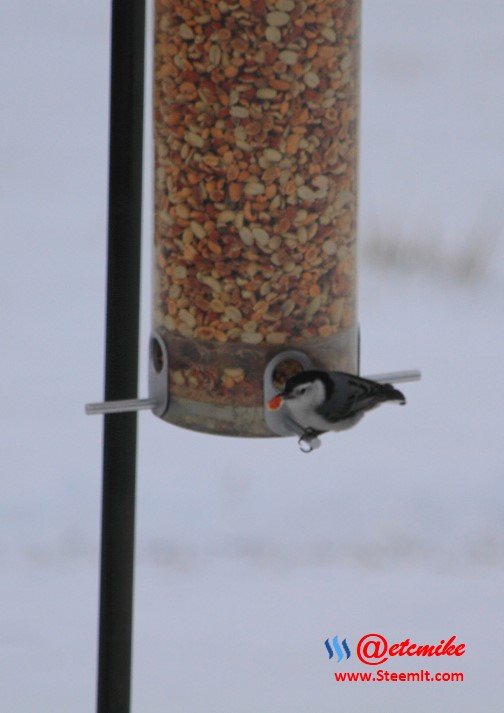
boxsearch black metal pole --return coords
[97,1,145,712]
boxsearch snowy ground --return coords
[1,1,503,711]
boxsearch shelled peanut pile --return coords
[153,0,359,420]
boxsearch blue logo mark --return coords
[325,636,351,662]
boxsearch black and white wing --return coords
[316,372,405,423]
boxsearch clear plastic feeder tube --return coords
[153,0,360,436]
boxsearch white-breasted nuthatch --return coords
[267,370,406,451]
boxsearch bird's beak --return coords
[266,394,284,411]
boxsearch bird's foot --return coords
[298,429,322,453]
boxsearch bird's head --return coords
[266,370,333,412]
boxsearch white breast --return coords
[285,400,365,433]
[284,400,331,432]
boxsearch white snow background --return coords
[1,1,503,711]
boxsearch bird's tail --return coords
[381,383,406,405]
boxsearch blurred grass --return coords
[361,223,497,283]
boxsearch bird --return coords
[267,369,406,449]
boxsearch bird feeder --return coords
[152,0,360,436]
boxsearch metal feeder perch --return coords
[90,0,420,711]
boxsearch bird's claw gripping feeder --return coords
[87,0,420,446]
[90,1,419,710]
